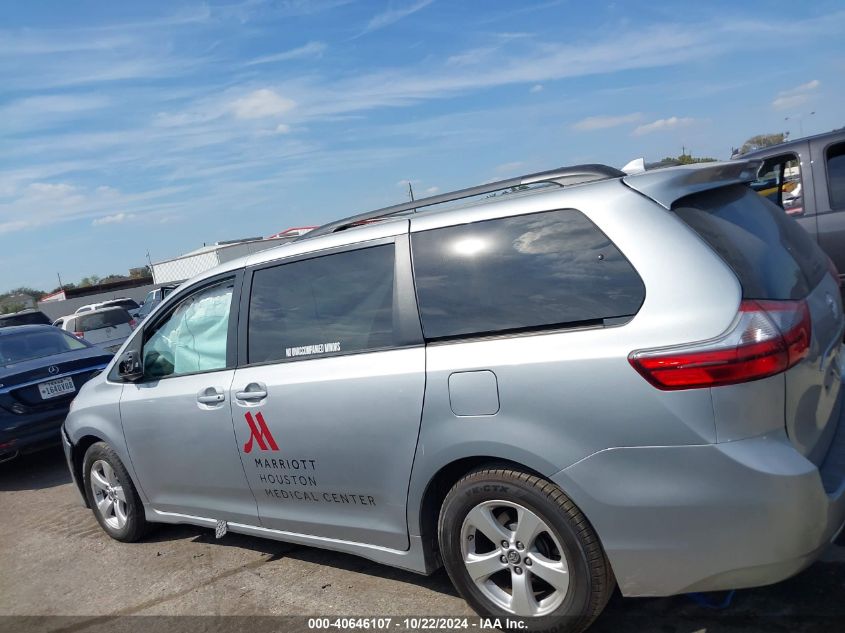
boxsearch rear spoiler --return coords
[622,160,762,209]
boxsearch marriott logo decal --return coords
[243,411,279,453]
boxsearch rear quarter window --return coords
[673,185,828,300]
[411,209,645,340]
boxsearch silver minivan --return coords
[62,161,845,632]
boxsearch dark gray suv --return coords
[741,128,845,293]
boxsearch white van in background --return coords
[58,307,135,353]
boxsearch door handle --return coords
[235,382,267,401]
[197,387,225,404]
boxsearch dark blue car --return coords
[0,325,112,463]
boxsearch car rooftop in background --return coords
[75,297,141,317]
[0,309,51,328]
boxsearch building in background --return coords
[37,275,155,319]
[150,228,314,285]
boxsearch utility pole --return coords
[407,181,415,202]
[56,273,64,292]
[785,111,815,138]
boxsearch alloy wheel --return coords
[460,499,570,617]
[90,459,128,530]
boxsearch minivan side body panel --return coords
[405,179,741,532]
[230,231,426,551]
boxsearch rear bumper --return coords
[0,407,69,461]
[556,396,845,597]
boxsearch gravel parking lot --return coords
[1,447,843,633]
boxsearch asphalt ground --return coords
[0,446,843,633]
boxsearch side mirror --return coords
[117,350,143,382]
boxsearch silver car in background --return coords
[58,307,135,354]
[62,161,844,632]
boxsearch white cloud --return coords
[142,16,843,133]
[791,79,820,92]
[3,94,110,115]
[0,176,185,236]
[0,94,113,134]
[530,84,543,93]
[245,42,327,66]
[0,220,30,235]
[395,179,438,196]
[27,182,80,198]
[4,8,844,264]
[772,79,820,110]
[495,161,525,173]
[92,212,135,226]
[447,46,498,67]
[229,89,296,119]
[772,94,810,111]
[361,0,434,35]
[632,116,696,136]
[572,112,641,131]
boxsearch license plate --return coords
[38,376,76,400]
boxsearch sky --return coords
[1,0,844,292]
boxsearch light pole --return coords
[784,111,816,138]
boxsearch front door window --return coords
[143,281,234,379]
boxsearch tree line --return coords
[0,267,151,314]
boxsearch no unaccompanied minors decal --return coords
[285,341,341,358]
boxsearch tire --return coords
[82,441,148,542]
[438,467,614,633]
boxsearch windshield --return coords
[0,329,88,366]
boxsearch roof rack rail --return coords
[298,163,624,241]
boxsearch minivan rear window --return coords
[76,310,130,331]
[673,185,828,301]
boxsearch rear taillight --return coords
[629,299,811,390]
[73,331,84,339]
[129,318,137,329]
